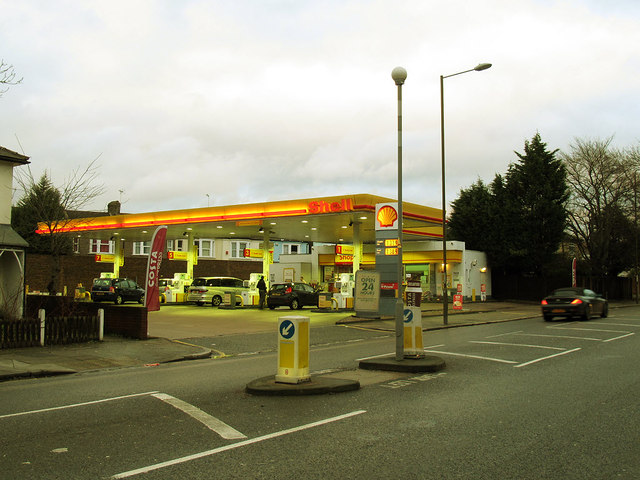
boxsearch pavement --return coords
[1,299,631,388]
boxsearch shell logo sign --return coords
[308,198,353,214]
[375,203,399,230]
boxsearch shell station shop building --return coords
[39,193,490,308]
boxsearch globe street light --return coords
[392,66,407,361]
[440,63,492,325]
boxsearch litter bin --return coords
[223,291,236,308]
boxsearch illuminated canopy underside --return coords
[37,193,444,245]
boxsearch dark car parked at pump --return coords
[91,277,145,305]
[267,282,320,310]
[541,287,608,321]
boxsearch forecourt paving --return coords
[0,300,551,383]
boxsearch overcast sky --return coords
[2,0,639,215]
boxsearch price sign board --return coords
[355,270,380,312]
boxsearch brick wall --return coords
[26,253,262,293]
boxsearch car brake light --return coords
[109,286,115,293]
[571,298,583,305]
[541,299,548,305]
[285,287,292,294]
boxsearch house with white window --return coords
[0,146,30,319]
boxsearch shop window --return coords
[133,241,151,255]
[231,241,249,258]
[282,243,300,255]
[89,239,114,254]
[167,239,188,252]
[195,239,215,258]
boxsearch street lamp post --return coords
[392,66,407,361]
[440,63,491,325]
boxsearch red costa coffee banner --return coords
[145,225,168,312]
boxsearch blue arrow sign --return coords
[403,309,413,323]
[280,319,295,339]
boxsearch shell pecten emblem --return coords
[376,205,398,228]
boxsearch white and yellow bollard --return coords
[276,315,310,384]
[403,306,424,358]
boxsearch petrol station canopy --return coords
[38,193,444,244]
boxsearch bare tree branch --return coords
[13,159,105,294]
[0,59,23,97]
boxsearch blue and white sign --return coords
[280,319,295,339]
[403,308,413,323]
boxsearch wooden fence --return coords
[0,319,39,348]
[0,310,103,349]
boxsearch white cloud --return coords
[1,0,639,214]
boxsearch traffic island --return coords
[359,355,446,373]
[246,314,361,395]
[246,375,360,396]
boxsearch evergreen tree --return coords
[507,133,569,275]
[449,133,568,276]
[448,179,493,251]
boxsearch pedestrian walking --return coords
[257,275,267,309]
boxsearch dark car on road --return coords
[541,287,608,321]
[267,282,320,310]
[91,277,145,305]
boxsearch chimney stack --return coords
[107,200,121,215]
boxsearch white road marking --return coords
[548,326,626,334]
[514,348,581,368]
[356,345,444,362]
[514,333,602,341]
[0,391,160,420]
[469,340,565,350]
[423,350,518,364]
[356,352,394,361]
[599,322,640,328]
[152,393,246,440]
[111,410,367,479]
[603,332,635,342]
[485,331,523,338]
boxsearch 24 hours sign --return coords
[354,270,380,312]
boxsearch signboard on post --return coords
[145,225,167,312]
[453,294,463,310]
[243,248,264,258]
[275,315,310,384]
[355,270,380,312]
[167,251,189,261]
